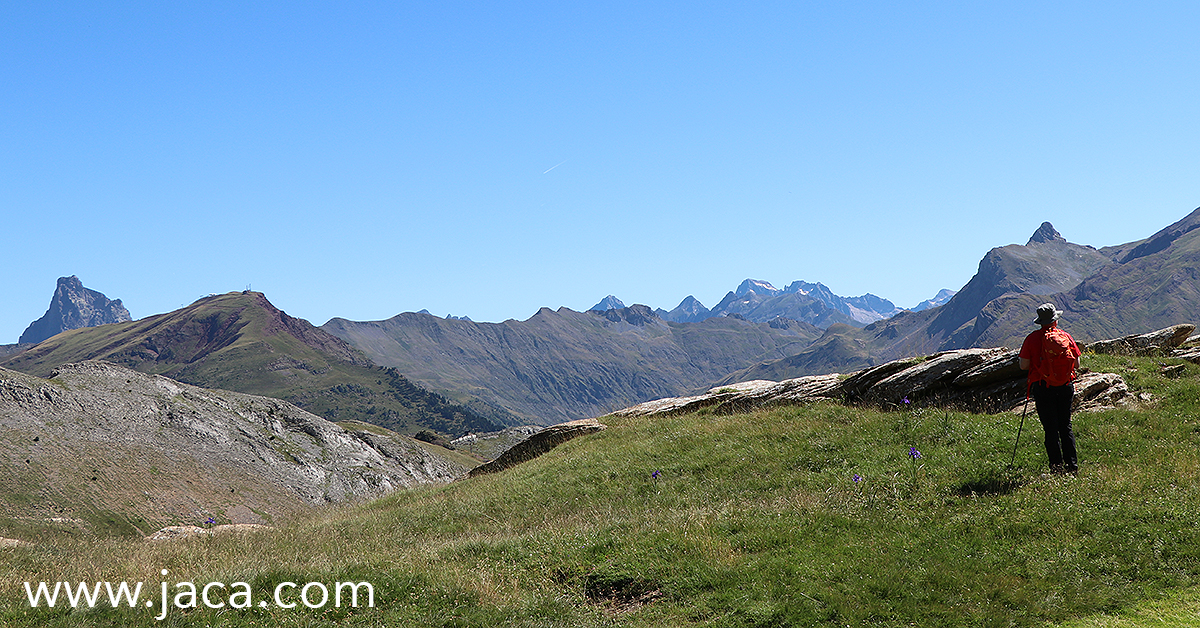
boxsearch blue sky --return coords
[4,2,1199,342]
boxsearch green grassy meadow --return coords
[2,353,1200,627]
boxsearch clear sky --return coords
[4,2,1199,342]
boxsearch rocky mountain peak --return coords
[1027,222,1066,245]
[656,295,712,323]
[19,276,131,345]
[594,304,660,326]
[589,295,626,312]
[912,289,957,312]
[735,279,780,297]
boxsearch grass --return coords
[1057,586,1200,627]
[1,355,1200,626]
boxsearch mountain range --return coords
[1,291,507,436]
[4,205,1197,549]
[594,279,920,328]
[321,305,822,425]
[322,211,1198,419]
[6,207,1200,434]
[315,275,950,425]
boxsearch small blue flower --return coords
[651,470,661,480]
[853,474,862,484]
[902,396,911,405]
[205,517,216,525]
[909,446,922,460]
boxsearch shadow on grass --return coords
[954,467,1027,496]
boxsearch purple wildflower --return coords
[651,470,661,480]
[853,474,862,484]
[909,446,922,460]
[902,396,910,405]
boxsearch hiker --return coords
[1018,303,1082,474]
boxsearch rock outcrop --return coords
[0,361,466,533]
[1084,324,1196,356]
[450,425,541,461]
[19,276,131,345]
[613,324,1196,420]
[146,524,271,542]
[469,419,605,477]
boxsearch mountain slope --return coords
[716,323,876,383]
[1101,205,1200,264]
[782,280,903,325]
[913,288,956,311]
[1,291,505,435]
[19,275,131,345]
[922,222,1111,349]
[939,209,1200,349]
[1040,207,1200,342]
[322,305,821,425]
[0,361,464,535]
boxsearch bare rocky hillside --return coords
[0,361,465,536]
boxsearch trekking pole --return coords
[1009,397,1029,468]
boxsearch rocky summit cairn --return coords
[19,276,131,345]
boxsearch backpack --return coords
[1040,327,1077,386]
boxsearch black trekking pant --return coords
[1030,381,1077,472]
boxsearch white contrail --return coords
[542,159,568,174]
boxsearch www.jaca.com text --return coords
[24,570,375,620]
